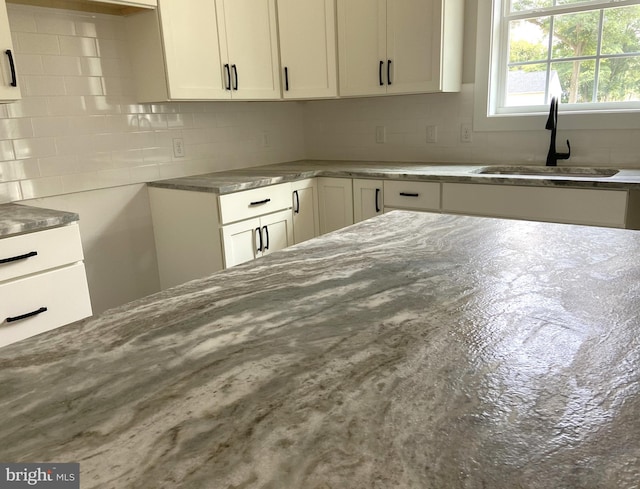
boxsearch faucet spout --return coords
[545,96,571,167]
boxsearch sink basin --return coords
[474,166,619,178]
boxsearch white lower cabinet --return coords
[292,178,320,244]
[353,179,383,223]
[318,177,354,234]
[0,222,92,349]
[442,183,630,228]
[148,187,224,290]
[221,209,292,268]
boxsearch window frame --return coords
[473,0,640,131]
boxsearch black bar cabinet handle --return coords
[387,59,392,85]
[284,67,289,91]
[293,190,300,214]
[0,250,37,265]
[5,49,17,87]
[379,60,384,86]
[6,307,47,323]
[255,227,263,253]
[375,188,381,213]
[399,192,419,197]
[224,63,231,90]
[249,198,271,206]
[262,225,269,251]
[232,64,238,90]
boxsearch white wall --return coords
[24,185,159,315]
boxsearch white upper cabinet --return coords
[0,0,21,103]
[126,0,280,101]
[337,0,463,97]
[278,0,338,99]
[216,0,281,100]
[157,0,227,99]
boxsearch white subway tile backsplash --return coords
[0,141,15,162]
[13,137,57,159]
[0,159,40,181]
[59,35,97,57]
[0,118,33,139]
[42,55,82,75]
[16,32,60,55]
[38,154,79,176]
[23,75,66,97]
[20,175,64,199]
[35,14,76,36]
[0,181,22,202]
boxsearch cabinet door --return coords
[216,0,281,100]
[222,217,261,268]
[260,210,293,258]
[337,0,387,96]
[441,183,628,228]
[386,0,441,94]
[157,0,228,100]
[149,188,224,290]
[353,179,383,223]
[0,0,21,102]
[278,0,337,99]
[292,178,320,244]
[318,177,354,234]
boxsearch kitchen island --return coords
[1,211,639,488]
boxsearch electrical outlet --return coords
[375,126,386,144]
[172,138,185,158]
[460,123,473,143]
[426,125,438,143]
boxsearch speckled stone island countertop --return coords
[1,210,639,488]
[148,159,640,194]
[0,203,79,238]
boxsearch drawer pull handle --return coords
[262,225,269,251]
[0,250,38,264]
[255,227,263,253]
[399,192,419,197]
[6,307,48,323]
[224,63,231,90]
[5,49,17,87]
[375,188,381,213]
[293,190,300,214]
[249,198,271,206]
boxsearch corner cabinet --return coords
[292,178,320,244]
[0,0,21,103]
[353,179,383,223]
[278,0,338,99]
[317,177,353,234]
[125,0,280,101]
[336,0,464,97]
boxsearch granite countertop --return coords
[1,211,639,488]
[0,203,79,238]
[148,159,640,194]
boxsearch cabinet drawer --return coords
[0,224,84,283]
[218,183,292,224]
[0,263,92,348]
[384,180,441,211]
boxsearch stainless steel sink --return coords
[474,166,619,178]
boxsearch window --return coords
[474,0,640,130]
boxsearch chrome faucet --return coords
[545,96,571,166]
